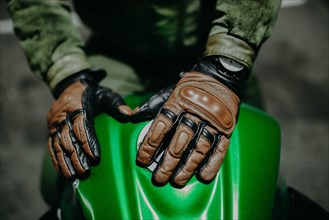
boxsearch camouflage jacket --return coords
[7,0,281,90]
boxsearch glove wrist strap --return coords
[191,56,250,97]
[53,68,106,99]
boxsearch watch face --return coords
[218,56,244,72]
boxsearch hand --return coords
[47,69,132,180]
[134,57,246,188]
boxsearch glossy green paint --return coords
[74,96,281,219]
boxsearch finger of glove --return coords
[48,136,59,173]
[52,133,76,179]
[171,125,216,187]
[82,88,103,162]
[152,115,198,186]
[197,135,230,183]
[60,125,90,177]
[72,113,99,163]
[136,112,175,167]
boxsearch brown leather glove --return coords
[134,56,247,188]
[48,69,132,180]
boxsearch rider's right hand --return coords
[47,69,132,180]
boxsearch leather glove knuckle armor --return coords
[136,70,240,188]
[47,69,132,180]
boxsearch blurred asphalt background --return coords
[0,0,328,219]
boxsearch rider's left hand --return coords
[132,56,249,188]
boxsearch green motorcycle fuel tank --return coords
[45,94,286,219]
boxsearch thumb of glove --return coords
[131,85,175,123]
[94,87,133,123]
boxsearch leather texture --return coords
[48,77,132,180]
[136,71,240,188]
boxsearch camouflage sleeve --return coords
[7,0,92,90]
[204,0,282,70]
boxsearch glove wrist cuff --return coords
[191,56,250,97]
[53,68,106,99]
